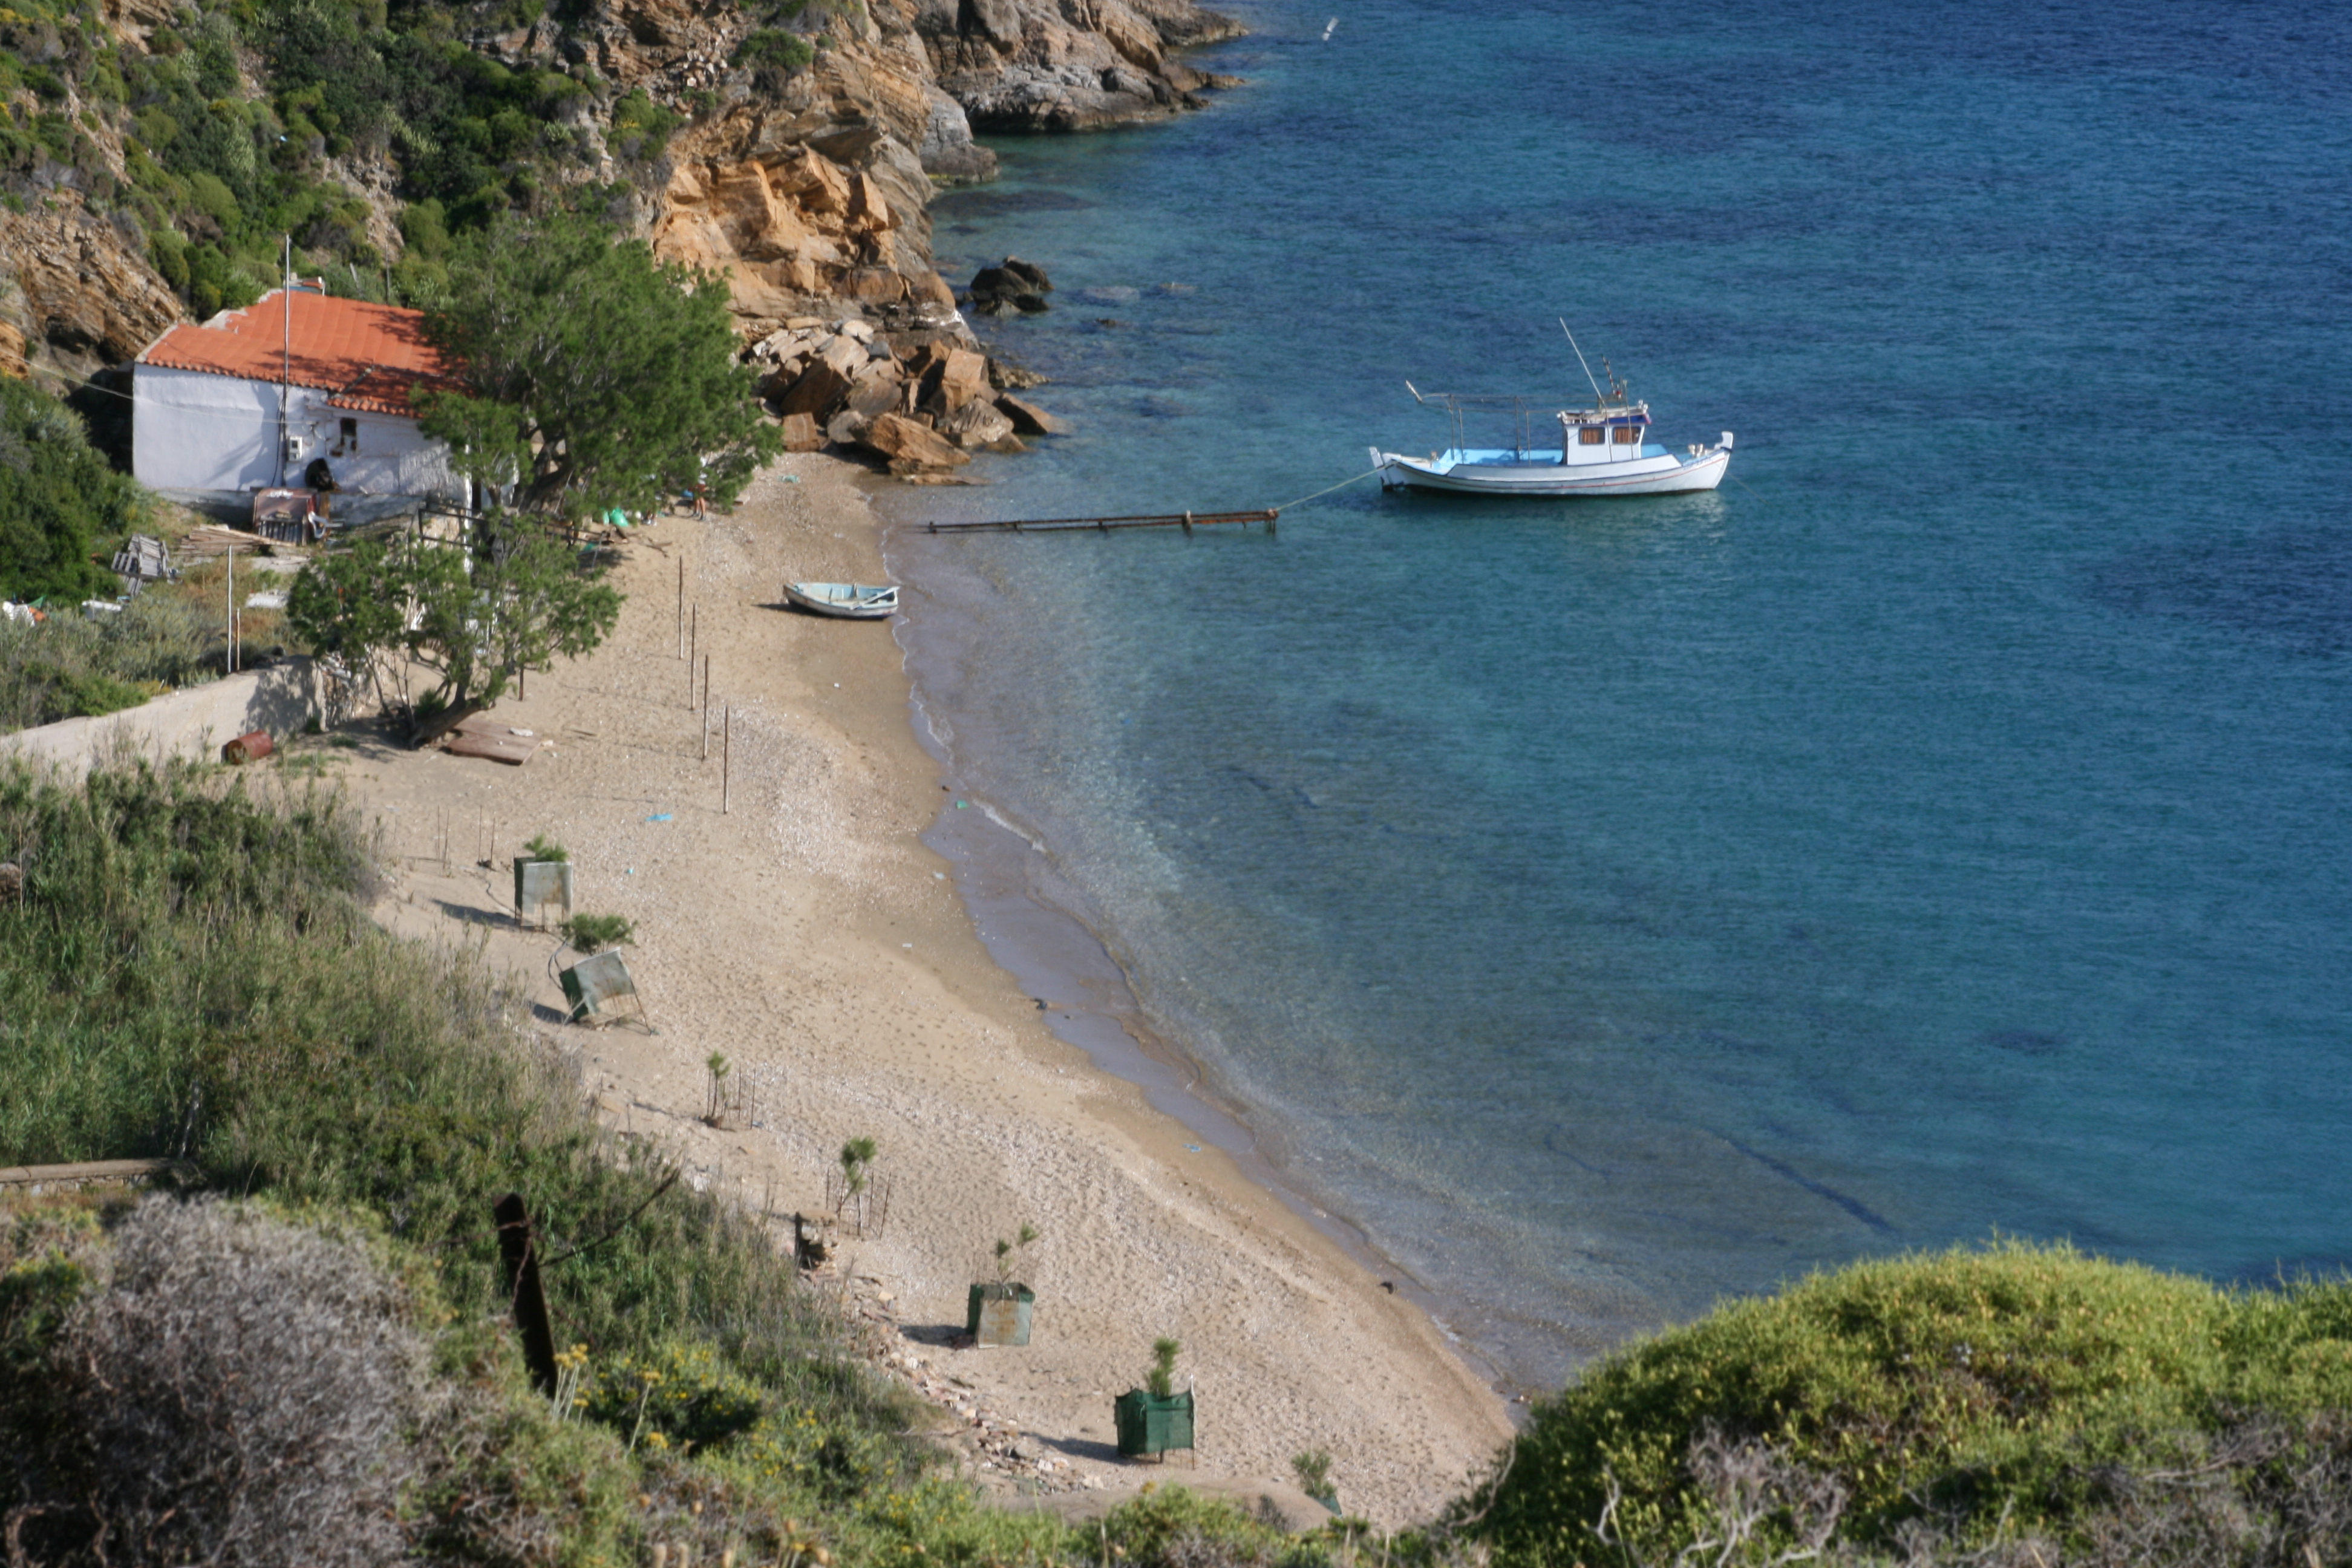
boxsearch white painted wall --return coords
[132,365,467,500]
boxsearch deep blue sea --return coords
[884,0,2352,1391]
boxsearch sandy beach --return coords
[350,453,1514,1527]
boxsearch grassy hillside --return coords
[1465,1243,2352,1564]
[2,0,688,317]
[0,759,1350,1566]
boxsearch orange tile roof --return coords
[140,289,465,417]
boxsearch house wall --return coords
[132,365,466,500]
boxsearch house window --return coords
[1611,426,1641,445]
[1578,426,1606,446]
[339,417,359,455]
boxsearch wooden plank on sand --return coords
[446,730,535,766]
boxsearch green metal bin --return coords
[1113,1388,1193,1460]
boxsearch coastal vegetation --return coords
[561,910,636,953]
[0,376,144,605]
[1465,1242,2352,1564]
[0,0,662,318]
[284,516,622,714]
[416,209,779,518]
[0,592,215,728]
[0,760,1333,1567]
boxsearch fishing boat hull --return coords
[1371,444,1731,497]
[784,581,898,618]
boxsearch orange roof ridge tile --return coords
[140,290,465,415]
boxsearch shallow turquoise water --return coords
[889,0,2352,1388]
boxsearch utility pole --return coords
[275,235,292,486]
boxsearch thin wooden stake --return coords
[677,557,685,658]
[688,604,697,707]
[702,653,710,716]
[701,699,709,762]
[722,705,731,814]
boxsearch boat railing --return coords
[1404,384,1642,460]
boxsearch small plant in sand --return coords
[1145,1336,1181,1399]
[824,1136,892,1238]
[967,1221,1043,1345]
[1113,1335,1195,1459]
[1292,1448,1336,1510]
[702,1051,756,1129]
[991,1223,1040,1287]
[520,834,568,863]
[560,912,635,953]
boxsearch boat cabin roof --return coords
[1558,402,1651,426]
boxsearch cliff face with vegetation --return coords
[0,0,1242,383]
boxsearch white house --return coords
[134,289,470,504]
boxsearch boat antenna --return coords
[1559,319,1606,406]
[1405,380,1426,405]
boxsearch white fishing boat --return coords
[784,581,898,618]
[1371,335,1733,498]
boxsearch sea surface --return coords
[881,0,2352,1392]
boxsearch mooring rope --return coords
[1269,465,1384,516]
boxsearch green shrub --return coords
[0,593,215,733]
[561,910,633,952]
[0,379,145,606]
[2,1198,426,1568]
[732,28,813,74]
[1465,1241,2352,1563]
[608,86,681,160]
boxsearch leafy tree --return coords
[286,519,619,714]
[0,379,143,604]
[459,515,621,705]
[416,210,778,520]
[282,536,409,709]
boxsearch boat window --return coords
[1611,426,1641,445]
[1578,426,1606,446]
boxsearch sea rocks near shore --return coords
[747,316,1059,475]
[913,0,1247,132]
[966,256,1054,316]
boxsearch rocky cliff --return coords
[2,0,1241,395]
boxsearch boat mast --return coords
[1558,319,1606,408]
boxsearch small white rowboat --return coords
[785,581,899,618]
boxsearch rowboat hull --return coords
[784,581,898,618]
[1373,445,1730,497]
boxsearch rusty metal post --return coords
[493,1192,559,1395]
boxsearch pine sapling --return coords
[1145,1336,1181,1399]
[992,1222,1040,1287]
